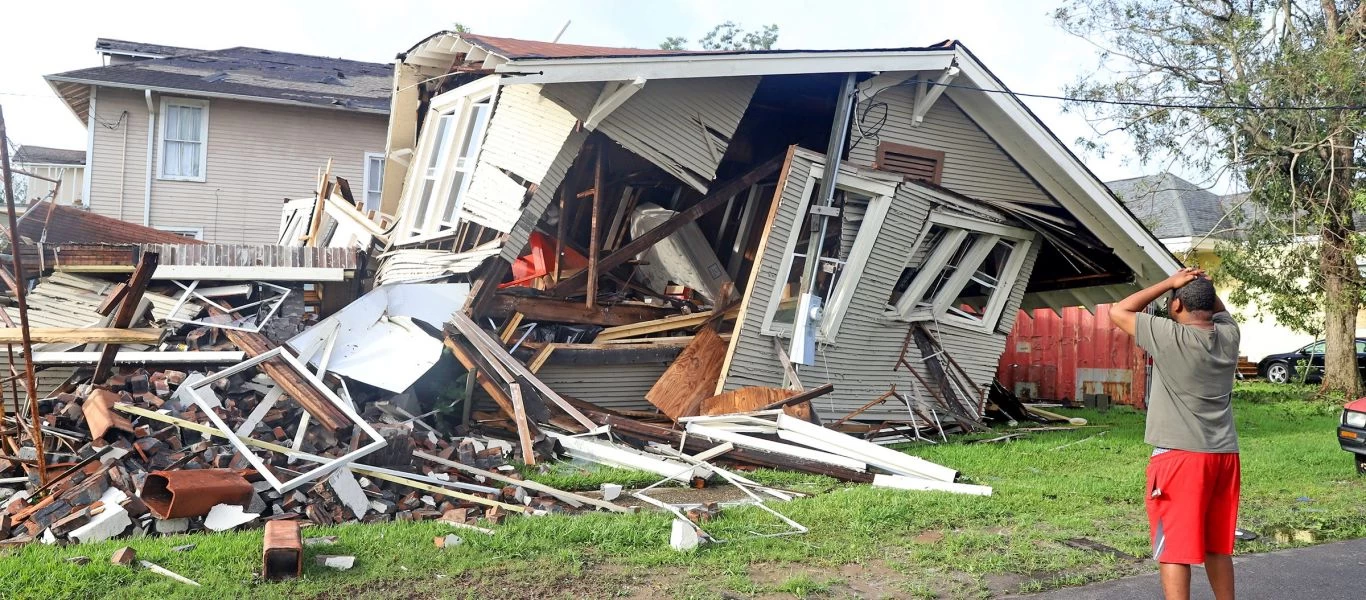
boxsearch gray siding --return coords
[848,93,1055,208]
[721,152,1038,423]
[535,361,669,413]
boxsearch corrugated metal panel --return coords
[535,361,670,413]
[848,92,1055,208]
[593,77,760,193]
[500,129,590,263]
[721,153,1039,423]
[478,84,579,184]
[460,161,528,232]
[87,88,387,245]
[996,304,1148,407]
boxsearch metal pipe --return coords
[0,105,47,484]
[143,90,156,226]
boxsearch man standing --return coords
[1110,267,1240,600]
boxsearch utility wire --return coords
[921,79,1366,111]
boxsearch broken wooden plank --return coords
[204,305,350,431]
[594,307,738,342]
[94,252,159,383]
[485,293,676,327]
[95,283,127,316]
[0,328,163,344]
[509,384,536,466]
[554,153,785,295]
[442,335,530,429]
[644,328,728,420]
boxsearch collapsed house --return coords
[0,32,1183,566]
[373,33,1180,432]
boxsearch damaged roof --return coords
[95,38,204,59]
[15,201,207,245]
[46,44,392,122]
[13,146,85,166]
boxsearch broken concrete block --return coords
[111,547,137,566]
[204,504,259,532]
[601,483,623,502]
[327,468,369,520]
[69,489,132,544]
[40,528,57,545]
[316,555,355,570]
[155,518,190,534]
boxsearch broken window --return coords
[885,213,1033,332]
[158,98,209,181]
[398,76,497,241]
[760,163,896,342]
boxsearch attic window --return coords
[874,142,944,185]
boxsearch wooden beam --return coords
[509,384,536,466]
[95,283,127,316]
[94,252,159,383]
[447,314,595,430]
[485,293,676,327]
[465,259,511,319]
[0,328,163,344]
[594,307,738,342]
[586,143,604,308]
[204,306,351,431]
[554,153,785,296]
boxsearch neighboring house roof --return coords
[95,38,203,59]
[1106,173,1239,240]
[46,44,392,122]
[13,146,85,166]
[456,34,693,60]
[15,201,206,245]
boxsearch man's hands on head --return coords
[1110,266,1206,336]
[1164,267,1207,290]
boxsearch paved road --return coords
[1010,538,1366,599]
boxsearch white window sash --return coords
[156,97,209,182]
[362,152,385,211]
[760,162,895,343]
[397,76,499,242]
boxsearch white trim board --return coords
[29,350,245,365]
[151,266,346,281]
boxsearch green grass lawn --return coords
[3,383,1362,599]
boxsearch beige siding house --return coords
[12,146,85,206]
[44,39,390,244]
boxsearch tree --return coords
[659,21,779,51]
[1055,1,1366,395]
[451,22,470,34]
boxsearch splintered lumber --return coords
[594,307,738,342]
[113,403,535,515]
[0,328,163,344]
[94,252,159,382]
[597,413,874,483]
[204,306,349,431]
[447,313,596,430]
[555,152,786,295]
[442,335,532,432]
[413,450,633,513]
[509,384,536,466]
[645,328,728,420]
[485,293,675,327]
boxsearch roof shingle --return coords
[15,201,207,246]
[13,146,85,166]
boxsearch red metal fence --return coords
[995,304,1149,408]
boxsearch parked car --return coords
[1257,339,1366,383]
[1337,397,1366,474]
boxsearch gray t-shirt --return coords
[1135,311,1240,453]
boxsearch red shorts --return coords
[1146,449,1240,564]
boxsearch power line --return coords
[922,79,1366,111]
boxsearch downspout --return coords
[117,109,128,219]
[81,86,96,209]
[143,89,155,226]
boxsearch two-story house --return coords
[44,39,391,243]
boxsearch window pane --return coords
[772,184,847,331]
[182,140,200,177]
[888,225,947,307]
[163,140,183,176]
[948,238,1013,320]
[180,107,202,142]
[457,102,491,162]
[441,170,467,226]
[414,180,435,230]
[365,190,381,210]
[426,114,454,172]
[916,232,979,309]
[165,108,181,141]
[367,157,384,192]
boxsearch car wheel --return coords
[1356,454,1366,476]
[1266,362,1290,384]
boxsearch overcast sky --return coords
[0,0,1204,186]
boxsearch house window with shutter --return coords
[874,142,944,185]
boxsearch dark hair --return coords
[1172,278,1216,312]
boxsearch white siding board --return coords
[460,161,528,232]
[849,92,1055,208]
[87,87,387,244]
[478,84,579,184]
[499,129,590,263]
[722,153,1032,422]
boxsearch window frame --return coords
[759,162,897,343]
[885,211,1034,333]
[396,76,499,243]
[362,152,385,211]
[154,226,204,240]
[156,97,210,182]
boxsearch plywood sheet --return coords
[644,328,727,420]
[700,386,813,421]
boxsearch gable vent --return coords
[875,142,944,185]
